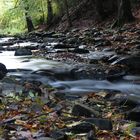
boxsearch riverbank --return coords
[0,23,140,139]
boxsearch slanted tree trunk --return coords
[64,0,72,27]
[112,0,135,28]
[47,0,53,25]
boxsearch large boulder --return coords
[14,48,32,56]
[0,63,7,79]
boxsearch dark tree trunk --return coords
[112,0,135,27]
[64,0,72,27]
[22,0,34,32]
[47,0,53,25]
[95,0,106,20]
[25,12,34,32]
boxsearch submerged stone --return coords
[15,48,32,56]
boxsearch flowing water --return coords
[0,38,140,99]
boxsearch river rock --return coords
[0,63,7,79]
[0,42,14,47]
[135,44,140,49]
[37,137,56,140]
[132,127,140,136]
[72,102,100,117]
[112,55,140,72]
[32,68,73,80]
[112,35,125,42]
[15,48,32,56]
[118,97,138,109]
[108,55,119,63]
[126,106,140,122]
[72,48,89,54]
[71,64,125,80]
[94,38,111,47]
[83,118,112,130]
[22,81,42,96]
[49,130,67,140]
[106,66,126,81]
[70,122,95,134]
[53,43,76,49]
[63,37,80,45]
[40,31,55,38]
[87,130,96,140]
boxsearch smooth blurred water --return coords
[0,51,140,97]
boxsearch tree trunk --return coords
[64,0,72,27]
[112,0,135,27]
[22,0,34,32]
[47,0,53,25]
[25,11,34,32]
[95,0,106,20]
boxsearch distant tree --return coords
[95,0,106,20]
[112,0,135,27]
[64,0,72,27]
[47,0,53,25]
[24,8,35,32]
[22,0,34,32]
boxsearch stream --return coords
[0,37,140,100]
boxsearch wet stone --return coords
[15,48,32,56]
[112,35,125,42]
[112,55,140,72]
[87,130,96,140]
[83,118,113,130]
[132,127,140,136]
[118,97,138,110]
[72,102,100,117]
[108,55,119,63]
[53,43,76,49]
[70,122,95,134]
[0,63,7,80]
[37,137,56,140]
[126,106,140,122]
[49,130,67,140]
[41,32,55,37]
[103,48,114,52]
[72,48,89,54]
[135,44,140,49]
[0,42,14,46]
[63,37,80,45]
[94,38,111,47]
[106,68,126,81]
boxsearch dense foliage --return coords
[0,0,68,34]
[0,0,136,34]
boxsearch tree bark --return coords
[47,0,53,25]
[25,11,34,32]
[112,0,135,27]
[95,0,106,20]
[64,0,72,27]
[22,0,34,32]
